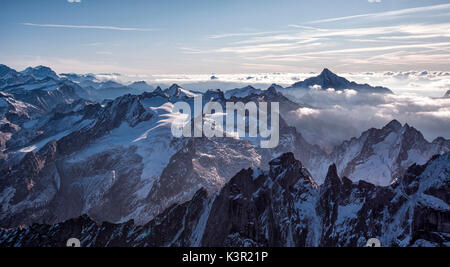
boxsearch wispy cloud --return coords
[215,42,312,54]
[308,3,450,24]
[192,22,450,57]
[21,22,157,32]
[217,22,450,47]
[179,47,203,54]
[254,42,450,60]
[96,51,113,55]
[208,31,285,39]
[67,0,81,3]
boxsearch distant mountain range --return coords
[0,65,155,102]
[287,68,393,94]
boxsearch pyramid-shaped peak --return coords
[153,86,163,94]
[166,84,197,98]
[269,152,297,167]
[0,64,15,71]
[0,64,18,77]
[321,68,333,74]
[22,65,59,80]
[266,85,278,94]
[169,84,182,90]
[323,164,342,186]
[167,84,183,95]
[319,68,339,78]
[384,120,403,131]
[290,67,393,94]
[242,85,256,90]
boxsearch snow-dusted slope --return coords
[0,90,178,227]
[1,65,153,103]
[0,65,33,89]
[128,81,154,92]
[329,120,450,186]
[0,85,326,228]
[60,73,155,101]
[224,85,262,98]
[1,152,448,247]
[21,66,59,81]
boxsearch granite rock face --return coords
[1,152,448,247]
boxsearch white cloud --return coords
[21,22,156,32]
[251,41,450,61]
[208,31,284,39]
[193,21,450,73]
[308,3,450,24]
[284,89,450,147]
[67,0,81,3]
[368,0,381,3]
[240,23,450,46]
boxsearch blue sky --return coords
[1,0,450,74]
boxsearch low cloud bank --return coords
[284,88,450,149]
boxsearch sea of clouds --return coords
[284,87,450,149]
[94,70,450,97]
[92,71,450,148]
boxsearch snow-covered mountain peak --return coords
[168,83,182,92]
[319,68,339,81]
[269,152,317,189]
[97,80,124,89]
[153,86,163,93]
[329,120,450,186]
[382,119,403,132]
[21,65,59,81]
[165,84,198,99]
[60,73,97,82]
[291,68,349,90]
[129,81,154,92]
[242,85,257,91]
[268,83,284,91]
[266,85,278,95]
[225,85,262,99]
[0,64,18,78]
[203,89,226,103]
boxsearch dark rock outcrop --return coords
[1,152,448,247]
[289,68,393,94]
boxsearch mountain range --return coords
[0,64,448,247]
[1,152,448,247]
[0,64,154,103]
